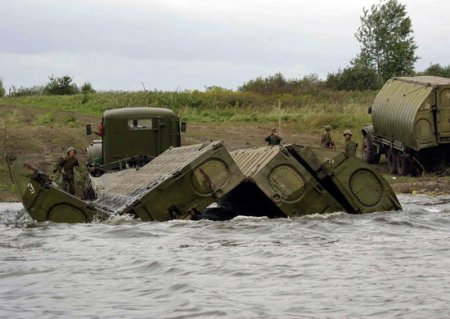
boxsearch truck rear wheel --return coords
[397,154,411,176]
[361,137,380,164]
[387,149,399,174]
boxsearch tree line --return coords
[2,76,96,97]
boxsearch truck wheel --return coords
[362,137,380,164]
[372,152,381,164]
[387,149,399,174]
[397,155,411,176]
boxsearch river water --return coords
[1,194,450,318]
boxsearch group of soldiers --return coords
[320,125,357,157]
[265,126,357,157]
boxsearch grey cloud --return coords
[5,0,443,91]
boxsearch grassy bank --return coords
[0,89,375,132]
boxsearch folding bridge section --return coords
[92,141,245,221]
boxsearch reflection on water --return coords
[1,195,450,318]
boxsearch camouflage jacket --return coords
[344,140,358,157]
[56,156,79,178]
[321,132,334,148]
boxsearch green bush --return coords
[417,64,450,78]
[44,75,79,95]
[14,86,44,96]
[81,82,96,94]
[239,73,325,95]
[326,65,383,91]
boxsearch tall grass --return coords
[0,89,376,132]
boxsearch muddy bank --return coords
[389,176,450,195]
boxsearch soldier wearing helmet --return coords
[265,128,282,146]
[343,130,357,157]
[54,147,80,195]
[321,125,335,150]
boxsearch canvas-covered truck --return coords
[361,76,450,175]
[86,106,186,175]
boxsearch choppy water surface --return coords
[1,195,450,318]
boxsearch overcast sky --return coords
[1,0,449,91]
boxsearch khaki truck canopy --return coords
[372,76,450,151]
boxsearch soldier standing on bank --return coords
[265,128,282,146]
[343,130,357,157]
[321,125,335,150]
[55,147,80,195]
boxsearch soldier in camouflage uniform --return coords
[55,147,80,195]
[321,125,335,150]
[265,128,282,146]
[343,130,357,157]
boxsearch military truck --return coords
[86,106,186,174]
[362,76,450,175]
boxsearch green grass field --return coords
[0,89,375,133]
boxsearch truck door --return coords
[436,88,450,143]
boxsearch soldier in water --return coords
[343,130,357,157]
[265,128,282,145]
[321,125,335,150]
[54,147,80,195]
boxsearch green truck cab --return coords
[86,107,185,174]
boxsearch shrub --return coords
[326,65,383,91]
[44,75,79,95]
[81,82,96,94]
[417,64,450,78]
[239,73,325,95]
[14,86,45,96]
[239,73,288,95]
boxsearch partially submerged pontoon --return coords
[7,142,401,223]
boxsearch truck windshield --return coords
[128,119,153,130]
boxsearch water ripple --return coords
[1,196,450,318]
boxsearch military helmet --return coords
[343,129,352,136]
[271,128,277,133]
[67,146,77,154]
[325,125,332,131]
